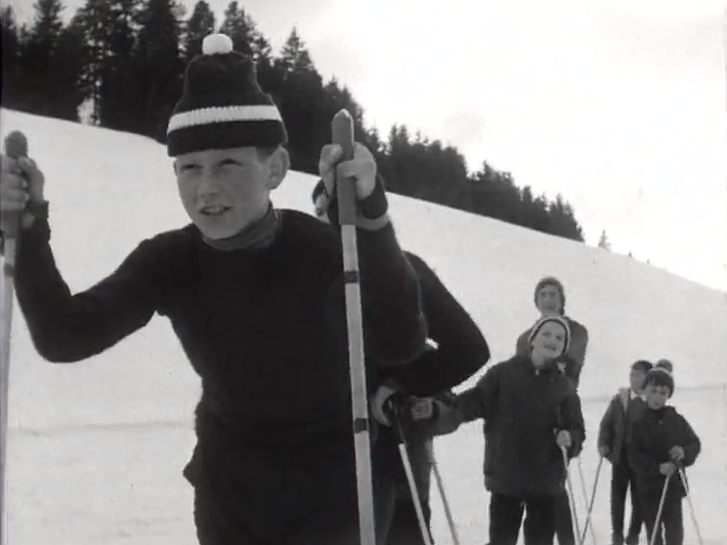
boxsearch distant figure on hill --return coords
[515,276,589,545]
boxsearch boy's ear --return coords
[266,147,289,190]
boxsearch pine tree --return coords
[75,0,141,124]
[278,27,315,74]
[184,0,215,62]
[0,6,23,109]
[134,0,184,139]
[219,1,253,55]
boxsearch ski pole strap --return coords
[343,270,360,284]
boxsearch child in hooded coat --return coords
[412,315,586,545]
[0,33,428,545]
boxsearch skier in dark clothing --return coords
[0,34,428,545]
[598,360,652,545]
[413,315,586,545]
[515,276,589,545]
[627,367,700,545]
[313,180,490,544]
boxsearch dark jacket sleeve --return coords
[430,361,503,435]
[598,396,617,454]
[566,320,589,386]
[326,178,427,366]
[380,253,489,396]
[677,414,701,468]
[558,388,586,459]
[14,218,161,363]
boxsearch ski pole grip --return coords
[331,109,356,226]
[3,131,29,240]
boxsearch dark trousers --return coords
[189,439,361,545]
[554,490,575,545]
[611,457,643,544]
[489,493,556,545]
[641,489,683,545]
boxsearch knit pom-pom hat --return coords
[167,33,287,157]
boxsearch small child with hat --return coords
[627,365,701,545]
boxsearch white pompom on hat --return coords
[202,33,233,55]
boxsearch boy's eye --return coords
[180,163,200,172]
[220,158,241,167]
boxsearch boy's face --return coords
[174,147,287,239]
[630,368,648,392]
[530,321,566,364]
[536,285,562,316]
[645,383,671,409]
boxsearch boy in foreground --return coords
[0,34,427,544]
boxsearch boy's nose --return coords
[198,172,220,196]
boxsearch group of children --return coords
[598,359,701,545]
[403,287,701,545]
[0,31,703,545]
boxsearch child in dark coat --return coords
[627,367,700,545]
[413,315,586,545]
[598,360,652,545]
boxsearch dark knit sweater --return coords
[14,208,426,459]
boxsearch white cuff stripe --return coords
[167,105,283,134]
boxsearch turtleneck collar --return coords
[202,204,280,252]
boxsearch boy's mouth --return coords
[200,205,232,216]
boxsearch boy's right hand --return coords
[0,153,45,231]
[598,445,610,458]
[659,462,677,476]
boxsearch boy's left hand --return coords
[319,143,377,201]
[556,430,572,449]
[669,446,685,462]
[659,462,677,476]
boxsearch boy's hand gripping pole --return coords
[1,130,29,545]
[332,110,376,545]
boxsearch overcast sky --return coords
[5,0,727,291]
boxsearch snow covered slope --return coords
[2,109,726,544]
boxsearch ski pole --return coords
[1,131,28,545]
[561,446,583,545]
[677,466,704,545]
[577,456,598,545]
[580,455,605,545]
[427,441,461,545]
[331,110,376,545]
[395,413,433,545]
[649,473,672,545]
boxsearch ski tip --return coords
[4,131,28,159]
